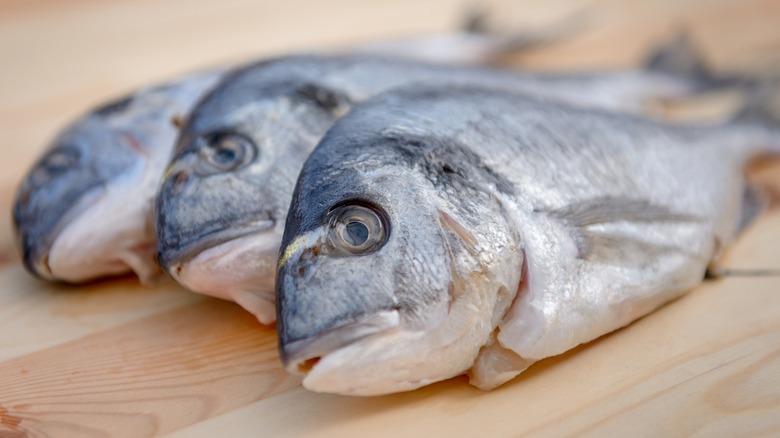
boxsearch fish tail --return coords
[732,78,780,156]
[354,9,587,65]
[646,31,780,128]
[456,7,590,61]
[700,114,780,164]
[643,31,714,85]
[735,121,780,159]
[732,77,780,128]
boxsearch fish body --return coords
[7,22,624,286]
[157,53,699,324]
[10,29,524,285]
[13,69,226,283]
[276,84,779,395]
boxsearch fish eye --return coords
[30,146,81,186]
[327,203,388,255]
[196,131,256,174]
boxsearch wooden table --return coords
[1,0,780,436]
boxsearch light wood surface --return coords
[2,0,780,437]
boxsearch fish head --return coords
[13,104,153,282]
[156,77,351,323]
[276,124,511,395]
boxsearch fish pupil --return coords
[326,203,389,255]
[197,132,257,174]
[214,147,236,164]
[344,221,369,246]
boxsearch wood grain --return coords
[1,0,780,437]
[0,300,299,437]
[169,211,780,438]
[0,268,203,361]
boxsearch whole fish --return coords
[275,84,780,396]
[11,28,717,287]
[11,29,538,284]
[13,70,226,283]
[157,53,701,324]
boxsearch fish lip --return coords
[26,252,55,281]
[281,310,401,374]
[159,219,276,269]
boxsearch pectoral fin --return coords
[439,209,479,257]
[469,330,535,390]
[545,196,701,263]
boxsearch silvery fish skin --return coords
[156,53,697,324]
[276,85,779,396]
[6,24,597,285]
[9,29,541,284]
[13,70,225,283]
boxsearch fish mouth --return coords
[281,310,400,375]
[159,219,276,269]
[169,229,281,324]
[29,253,55,281]
[19,187,108,282]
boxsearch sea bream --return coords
[13,70,226,283]
[8,25,589,284]
[275,84,780,396]
[156,52,703,325]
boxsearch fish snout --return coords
[155,165,197,263]
[160,162,195,199]
[21,245,55,281]
[167,170,190,197]
[279,310,400,375]
[160,151,201,198]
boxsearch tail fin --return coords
[352,9,588,65]
[645,32,780,125]
[733,77,780,125]
[644,32,715,84]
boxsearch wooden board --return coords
[1,0,780,436]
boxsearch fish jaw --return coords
[285,309,488,396]
[21,193,159,283]
[168,228,281,324]
[279,251,526,396]
[16,184,102,281]
[282,311,400,374]
[278,239,514,396]
[46,173,161,283]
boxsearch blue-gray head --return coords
[276,99,521,395]
[156,59,352,323]
[13,98,159,282]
